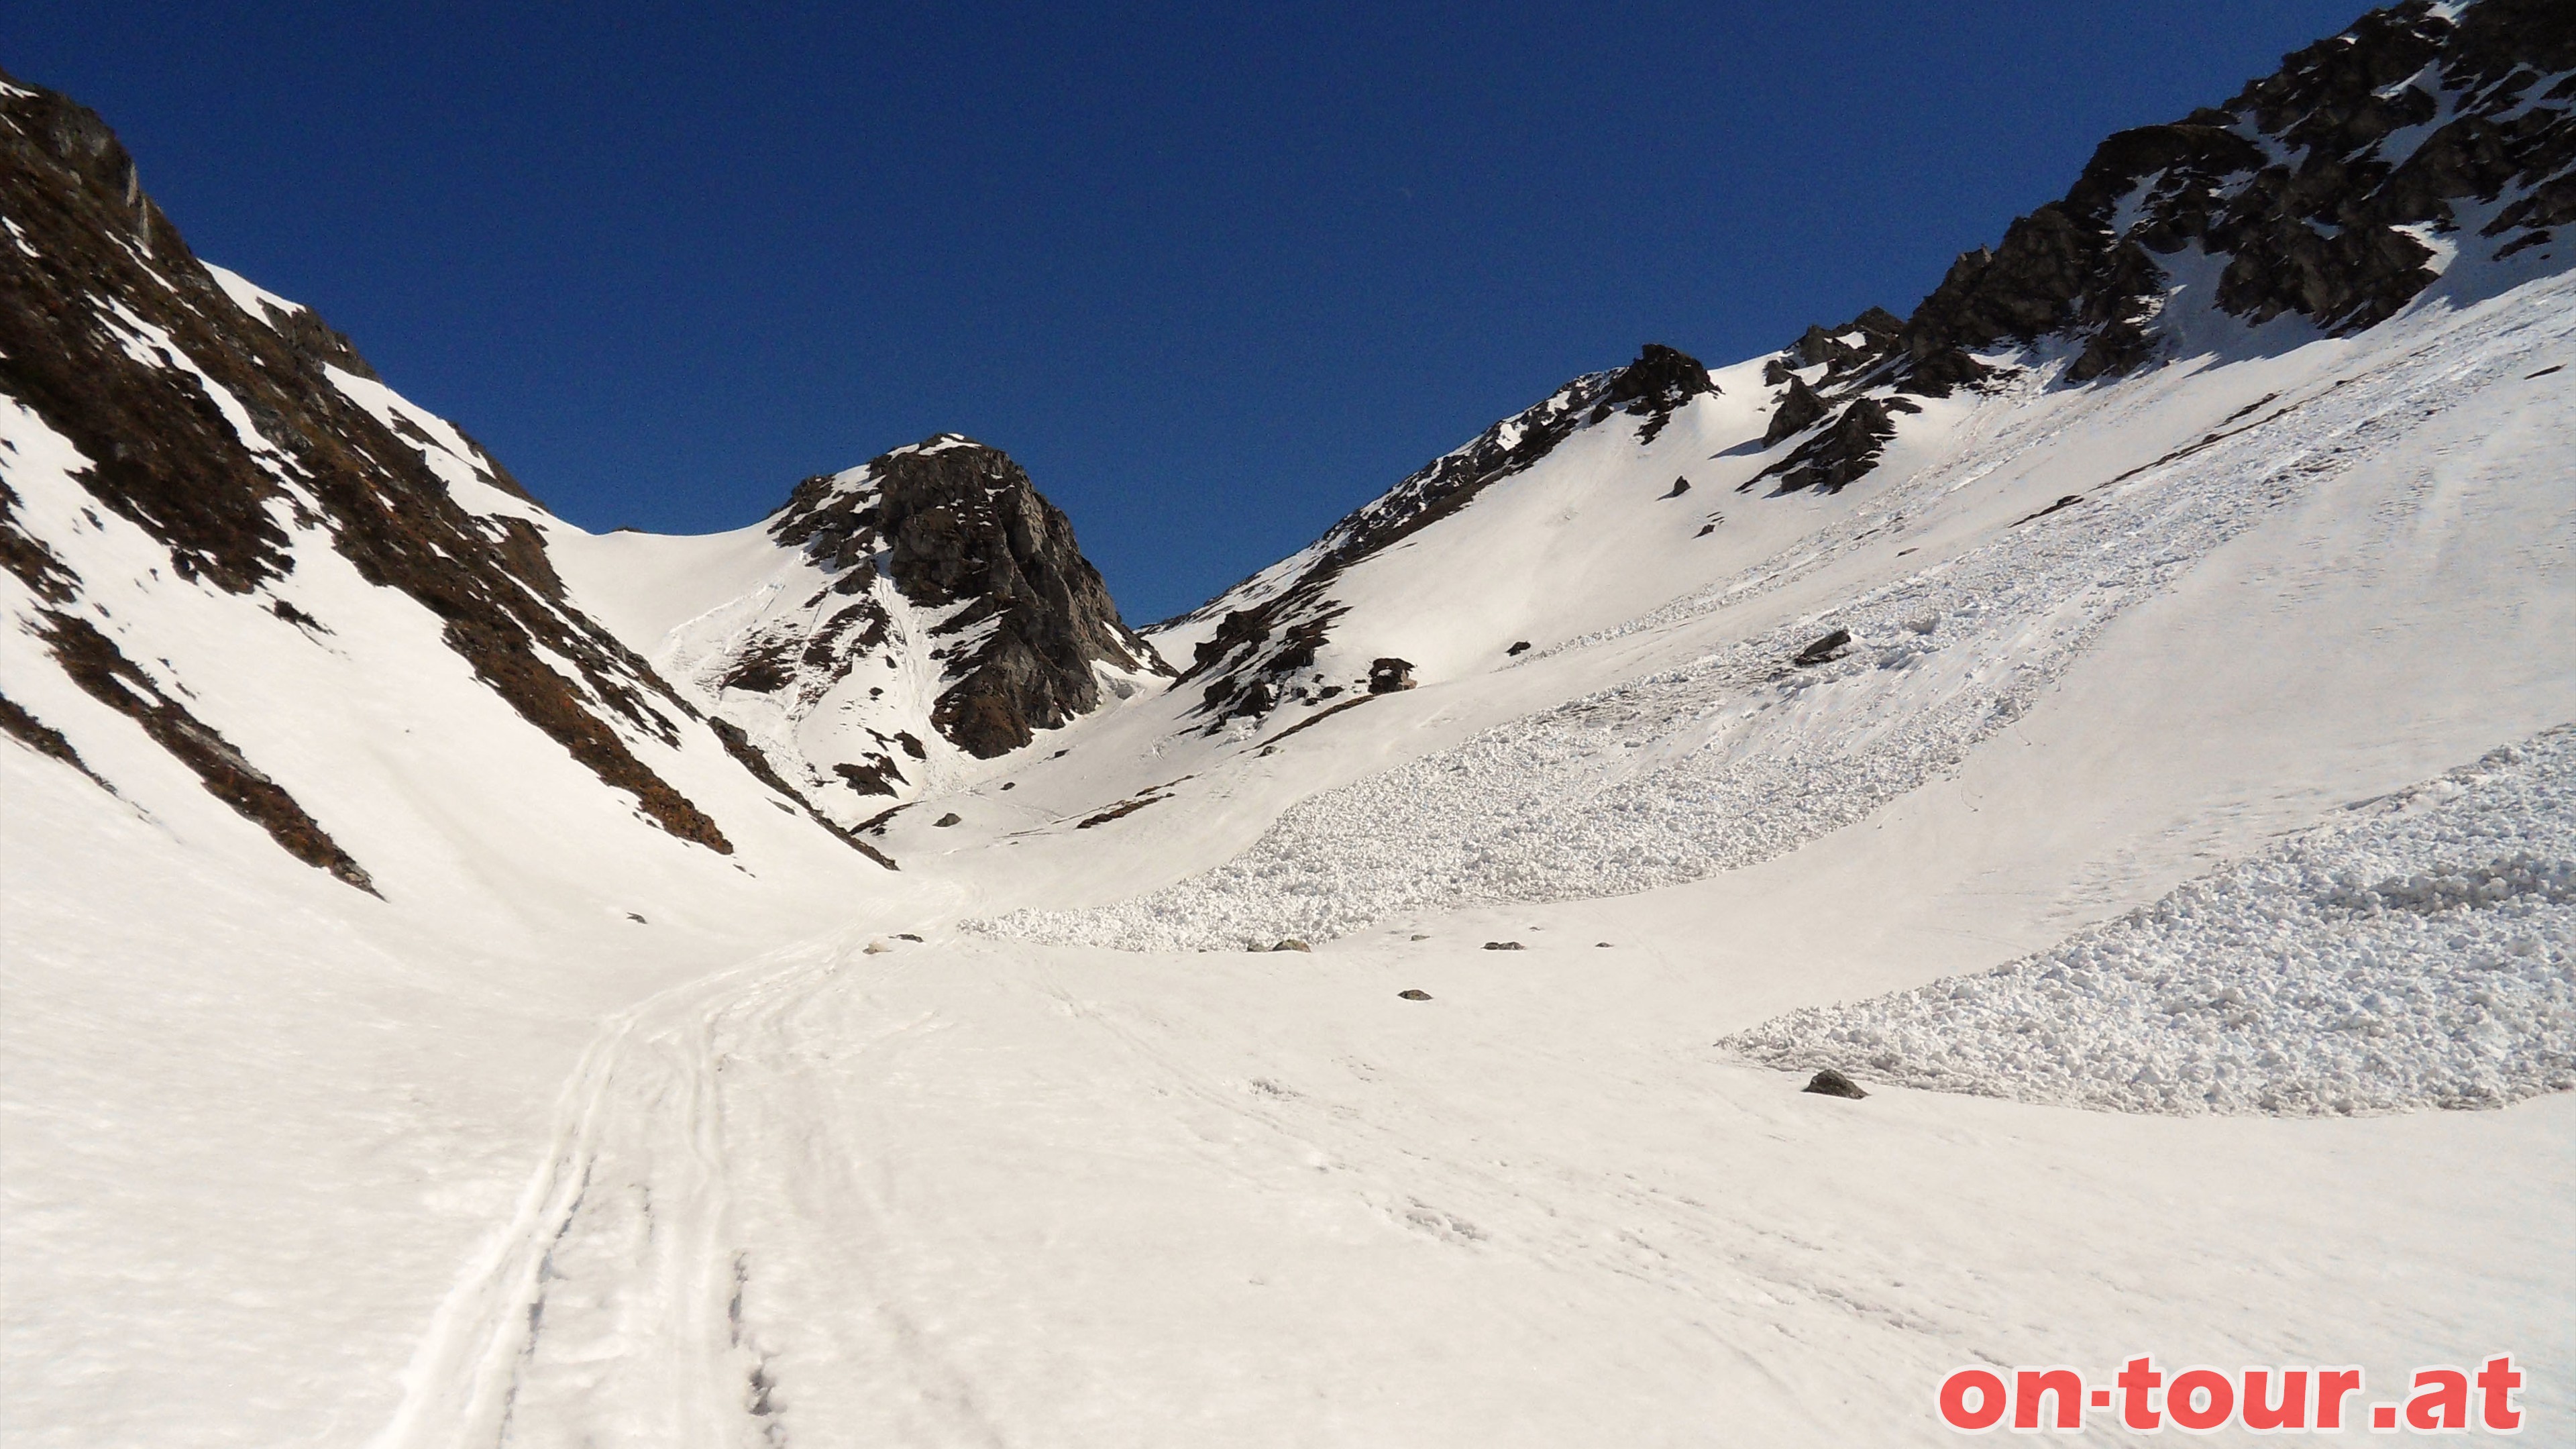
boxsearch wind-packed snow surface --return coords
[1725,727,2576,1116]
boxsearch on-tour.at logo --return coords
[1938,1354,2526,1434]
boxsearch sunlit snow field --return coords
[6,253,2575,1447]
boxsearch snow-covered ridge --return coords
[1152,343,1721,724]
[973,264,2575,953]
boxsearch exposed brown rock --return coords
[0,689,108,790]
[768,437,1165,759]
[0,71,738,859]
[38,611,376,892]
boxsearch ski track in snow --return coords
[370,945,841,1449]
[973,278,2576,955]
[1723,726,2576,1116]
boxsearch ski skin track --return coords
[364,943,844,1449]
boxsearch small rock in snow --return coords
[932,812,961,828]
[1483,941,1525,951]
[1803,1069,1869,1099]
[1398,989,1433,1001]
[1792,629,1853,667]
[1272,938,1312,953]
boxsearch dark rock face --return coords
[0,71,751,881]
[1367,658,1417,694]
[1754,397,1918,496]
[1760,373,1830,447]
[1171,344,1719,723]
[0,689,105,789]
[1803,1069,1869,1099]
[1750,1,2575,492]
[769,437,1166,759]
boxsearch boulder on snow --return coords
[1272,938,1312,953]
[932,812,962,827]
[1482,941,1525,951]
[1397,989,1433,1001]
[1792,629,1853,667]
[1803,1069,1869,1099]
[1368,658,1417,694]
[1507,641,1532,655]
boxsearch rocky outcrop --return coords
[1752,396,1919,496]
[0,70,753,880]
[1750,0,2575,492]
[1367,658,1417,694]
[767,436,1167,759]
[1760,373,1829,447]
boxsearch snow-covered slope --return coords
[0,72,903,902]
[972,258,2576,951]
[6,3,2576,1446]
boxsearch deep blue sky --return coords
[13,2,2367,621]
